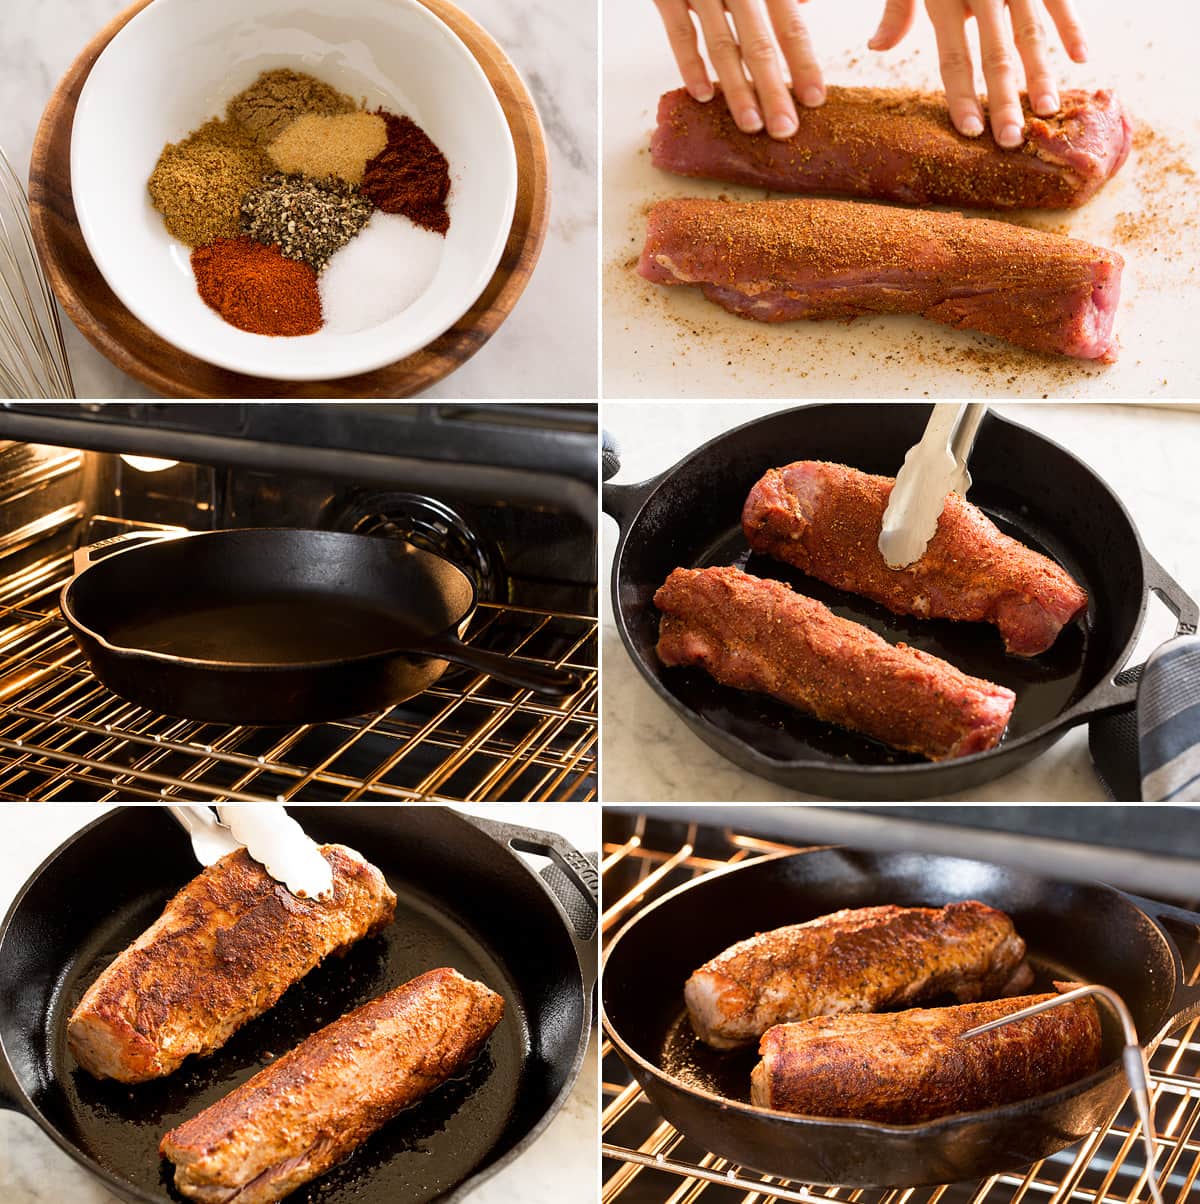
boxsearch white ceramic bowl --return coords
[70,0,518,381]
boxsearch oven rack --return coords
[601,820,1200,1204]
[0,549,597,802]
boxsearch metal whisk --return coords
[0,145,74,398]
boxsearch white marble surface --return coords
[603,0,1200,397]
[0,0,597,398]
[601,402,1200,802]
[0,803,599,1203]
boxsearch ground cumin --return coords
[148,119,270,247]
[228,69,357,144]
[191,237,322,336]
[361,111,451,234]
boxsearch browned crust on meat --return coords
[752,992,1102,1122]
[161,967,504,1204]
[67,845,397,1083]
[686,901,1027,1049]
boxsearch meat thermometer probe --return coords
[962,984,1165,1204]
[166,804,334,900]
[879,403,987,568]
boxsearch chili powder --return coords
[361,111,451,235]
[191,237,322,336]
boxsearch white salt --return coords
[319,211,445,333]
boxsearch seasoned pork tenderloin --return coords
[686,900,1030,1050]
[68,844,396,1082]
[654,565,1015,761]
[742,461,1088,656]
[651,86,1131,210]
[751,991,1102,1122]
[639,197,1123,361]
[161,967,505,1204]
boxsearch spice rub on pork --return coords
[654,565,1015,762]
[651,86,1132,210]
[742,461,1088,656]
[638,197,1123,361]
[67,844,396,1083]
[161,968,504,1204]
[751,991,1102,1122]
[686,901,1032,1050]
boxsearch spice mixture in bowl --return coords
[69,0,518,380]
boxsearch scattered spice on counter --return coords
[148,119,271,246]
[267,111,388,185]
[228,69,357,144]
[241,173,374,272]
[320,212,445,332]
[191,237,322,336]
[361,111,451,234]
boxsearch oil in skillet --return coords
[664,503,1090,766]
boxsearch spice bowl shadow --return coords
[69,0,518,380]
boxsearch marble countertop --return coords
[1,0,596,398]
[0,803,598,1204]
[601,402,1200,802]
[603,0,1200,397]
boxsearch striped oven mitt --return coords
[1139,636,1200,802]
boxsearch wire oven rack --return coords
[601,818,1200,1204]
[0,543,597,802]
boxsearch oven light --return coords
[120,455,179,473]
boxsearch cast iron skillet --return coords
[603,845,1200,1187]
[604,403,1198,800]
[0,806,597,1204]
[60,528,579,726]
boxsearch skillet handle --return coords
[419,634,579,698]
[460,813,598,995]
[72,528,192,576]
[1062,551,1200,720]
[601,433,663,532]
[1124,892,1200,1030]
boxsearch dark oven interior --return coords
[601,807,1200,1204]
[0,403,598,801]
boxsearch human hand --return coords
[652,0,826,139]
[868,0,1089,146]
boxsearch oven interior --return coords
[602,809,1200,1204]
[0,404,597,802]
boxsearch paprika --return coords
[361,111,451,235]
[191,237,323,336]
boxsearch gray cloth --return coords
[1139,636,1200,802]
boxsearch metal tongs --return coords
[962,985,1165,1204]
[166,804,334,901]
[879,403,988,569]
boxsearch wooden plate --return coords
[28,0,549,398]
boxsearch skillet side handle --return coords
[601,433,663,532]
[1062,551,1200,722]
[71,528,192,576]
[1124,892,1200,1030]
[459,813,598,996]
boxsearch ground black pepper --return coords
[240,173,374,272]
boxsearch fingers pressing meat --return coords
[161,968,505,1204]
[638,197,1123,362]
[742,461,1088,656]
[651,86,1131,210]
[685,901,1029,1050]
[654,565,1015,761]
[750,992,1102,1122]
[68,845,396,1083]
